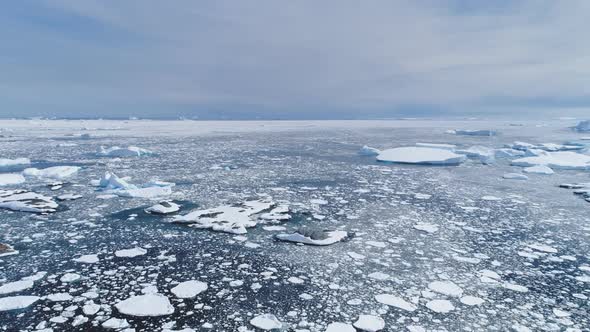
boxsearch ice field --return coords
[0,119,589,331]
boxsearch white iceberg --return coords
[23,166,80,180]
[115,247,147,258]
[0,158,30,171]
[96,172,174,198]
[358,145,380,156]
[97,146,153,157]
[512,151,590,170]
[115,293,174,317]
[456,146,495,164]
[250,314,283,330]
[0,174,25,186]
[377,147,466,165]
[573,120,590,132]
[145,201,180,214]
[275,229,348,246]
[0,189,59,213]
[171,280,208,299]
[523,165,554,175]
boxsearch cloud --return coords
[1,0,589,118]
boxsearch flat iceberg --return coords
[171,280,208,299]
[23,166,80,180]
[115,293,174,317]
[0,174,26,186]
[275,229,348,246]
[0,158,30,172]
[456,146,495,164]
[358,145,380,156]
[97,146,153,157]
[0,189,59,213]
[511,151,590,170]
[377,147,466,165]
[0,296,40,311]
[145,201,181,214]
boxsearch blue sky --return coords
[1,1,589,119]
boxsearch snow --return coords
[523,165,554,175]
[0,279,34,295]
[115,294,174,317]
[0,189,59,213]
[276,229,348,246]
[358,145,380,156]
[425,299,455,313]
[171,280,208,298]
[428,281,463,297]
[23,166,80,180]
[0,295,40,311]
[326,322,356,332]
[573,120,590,132]
[115,247,147,258]
[502,173,528,180]
[97,146,153,157]
[249,314,283,330]
[146,201,180,214]
[512,151,590,170]
[175,198,279,234]
[374,294,417,311]
[353,315,385,332]
[73,254,99,264]
[0,174,26,186]
[0,158,30,171]
[377,147,467,165]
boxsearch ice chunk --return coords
[97,172,174,198]
[250,314,283,330]
[353,315,385,332]
[425,299,455,313]
[146,201,180,214]
[0,189,59,213]
[377,147,466,165]
[358,145,380,156]
[102,317,130,329]
[428,281,463,297]
[171,280,208,298]
[23,166,80,180]
[0,295,39,311]
[523,165,554,175]
[175,198,279,234]
[73,254,99,264]
[97,146,153,157]
[413,222,438,233]
[0,279,34,295]
[460,296,485,306]
[115,247,147,258]
[98,172,135,190]
[573,120,590,132]
[374,294,417,311]
[276,229,348,246]
[502,173,528,180]
[495,148,525,158]
[0,174,25,186]
[0,158,30,171]
[512,151,590,170]
[455,146,495,164]
[115,293,174,317]
[326,322,356,332]
[56,194,83,201]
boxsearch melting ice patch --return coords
[0,189,59,213]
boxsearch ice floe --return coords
[573,120,590,132]
[115,247,147,258]
[97,146,153,157]
[428,280,463,297]
[353,315,385,332]
[276,228,348,246]
[145,201,181,214]
[512,151,590,170]
[326,322,356,332]
[502,173,528,180]
[23,166,80,180]
[377,147,466,165]
[250,313,283,330]
[415,143,456,150]
[73,254,99,264]
[115,293,174,317]
[171,280,208,298]
[0,295,40,311]
[374,294,417,311]
[358,145,380,156]
[0,157,30,171]
[96,172,174,198]
[453,129,496,136]
[0,174,26,186]
[455,146,495,164]
[0,279,34,295]
[0,189,59,213]
[175,198,287,234]
[523,165,554,175]
[425,299,455,313]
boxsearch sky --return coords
[1,0,589,119]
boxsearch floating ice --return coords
[0,243,18,257]
[415,143,456,150]
[57,193,83,201]
[453,129,496,136]
[358,145,380,156]
[115,293,174,317]
[573,120,590,132]
[60,273,81,283]
[171,280,208,299]
[97,146,153,157]
[0,189,59,213]
[0,279,34,295]
[512,151,590,170]
[353,315,385,332]
[502,173,528,180]
[276,229,348,246]
[428,281,463,297]
[523,165,554,175]
[145,201,181,214]
[0,158,30,171]
[326,322,356,332]
[175,198,284,234]
[0,174,25,186]
[460,296,485,306]
[377,147,466,165]
[0,295,39,311]
[425,299,455,313]
[456,146,495,164]
[73,254,99,264]
[102,317,130,329]
[413,222,438,233]
[23,166,80,180]
[97,172,174,198]
[250,314,283,330]
[374,294,417,311]
[115,247,147,258]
